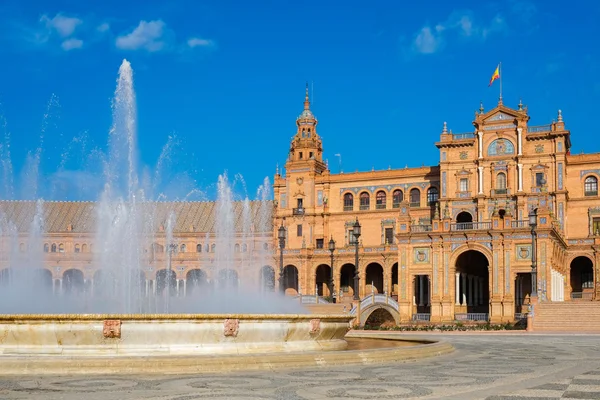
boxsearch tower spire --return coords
[304,82,310,110]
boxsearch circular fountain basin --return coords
[0,314,353,356]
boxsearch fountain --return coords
[0,60,451,374]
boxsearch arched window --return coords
[427,187,439,205]
[392,190,403,208]
[496,172,507,192]
[343,193,354,211]
[74,244,80,253]
[263,242,269,250]
[204,243,210,252]
[82,244,87,253]
[196,244,202,252]
[376,191,386,209]
[180,244,186,253]
[585,176,598,196]
[43,243,49,253]
[242,243,248,253]
[234,243,240,253]
[359,192,370,210]
[409,188,421,207]
[211,243,216,252]
[58,243,64,253]
[51,243,57,253]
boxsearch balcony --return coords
[343,205,353,212]
[359,204,370,211]
[409,202,421,208]
[452,132,475,140]
[527,124,552,134]
[493,188,508,195]
[375,203,386,210]
[292,208,305,216]
[412,225,432,233]
[450,222,492,231]
[511,220,529,228]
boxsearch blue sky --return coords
[0,0,599,201]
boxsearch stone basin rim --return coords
[0,313,354,321]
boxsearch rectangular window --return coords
[535,173,544,187]
[297,224,303,237]
[299,152,303,159]
[459,178,468,192]
[317,190,323,206]
[316,238,324,249]
[297,198,303,208]
[309,152,313,159]
[385,228,394,245]
[593,218,600,236]
[348,229,354,245]
[280,193,287,208]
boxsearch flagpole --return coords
[499,62,503,103]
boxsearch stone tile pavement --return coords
[0,333,599,399]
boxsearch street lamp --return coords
[529,208,538,299]
[328,237,336,303]
[352,218,361,300]
[278,222,286,293]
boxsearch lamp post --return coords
[278,222,286,293]
[352,218,361,300]
[328,237,336,303]
[529,209,538,299]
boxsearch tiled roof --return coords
[0,200,273,234]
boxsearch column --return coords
[455,273,460,305]
[517,164,524,192]
[176,279,181,297]
[466,276,472,306]
[516,276,520,306]
[152,280,157,295]
[145,279,149,297]
[517,128,523,156]
[478,166,484,194]
[183,279,187,297]
[461,273,467,305]
[419,275,424,306]
[59,278,63,295]
[477,131,483,159]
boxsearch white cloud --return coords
[97,23,110,33]
[411,11,507,55]
[61,38,83,51]
[115,20,167,52]
[40,13,82,38]
[187,37,214,48]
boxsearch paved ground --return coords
[0,333,599,399]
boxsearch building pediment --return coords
[485,111,514,122]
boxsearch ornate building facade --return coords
[273,90,600,323]
[1,88,599,324]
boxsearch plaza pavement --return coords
[0,332,599,399]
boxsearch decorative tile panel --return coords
[444,253,449,295]
[559,202,564,230]
[413,247,430,264]
[516,244,532,260]
[493,251,499,294]
[488,138,515,156]
[317,190,323,206]
[401,249,407,299]
[442,171,447,197]
[580,169,600,179]
[558,163,563,190]
[433,252,438,295]
[484,123,516,131]
[505,250,511,294]
[339,182,439,195]
[487,112,513,121]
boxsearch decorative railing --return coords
[457,192,471,198]
[343,205,353,212]
[375,203,386,209]
[450,222,492,231]
[412,313,431,322]
[493,188,508,195]
[514,313,528,320]
[409,202,421,208]
[511,220,529,228]
[292,207,305,216]
[359,293,399,311]
[412,224,432,233]
[528,124,552,133]
[296,295,331,304]
[359,204,370,211]
[454,313,489,321]
[571,292,593,300]
[453,132,475,140]
[585,190,598,197]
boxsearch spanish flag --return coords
[488,64,500,87]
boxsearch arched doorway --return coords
[365,263,383,294]
[413,275,430,313]
[454,250,489,316]
[391,263,398,299]
[570,256,594,300]
[156,269,177,296]
[364,308,396,329]
[186,269,207,296]
[33,269,53,293]
[339,263,355,300]
[259,266,275,292]
[218,269,239,290]
[0,268,11,286]
[63,269,84,295]
[283,265,298,294]
[456,211,473,230]
[315,264,331,296]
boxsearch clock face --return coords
[296,177,303,185]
